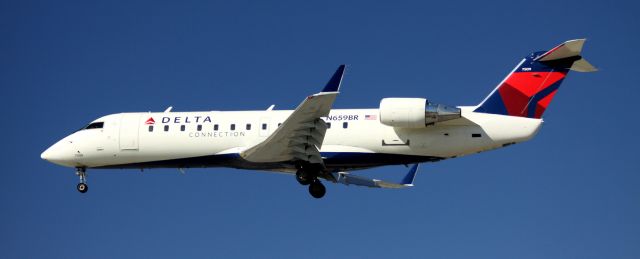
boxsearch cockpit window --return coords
[84,122,104,130]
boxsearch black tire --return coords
[77,183,88,193]
[308,181,326,199]
[295,170,313,185]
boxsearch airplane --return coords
[41,39,596,198]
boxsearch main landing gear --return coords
[295,169,313,185]
[76,167,88,193]
[308,180,326,199]
[296,167,326,199]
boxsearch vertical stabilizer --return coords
[475,39,596,118]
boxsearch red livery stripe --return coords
[497,71,567,117]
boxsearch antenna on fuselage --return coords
[164,106,173,113]
[266,104,275,111]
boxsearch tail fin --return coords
[475,39,596,118]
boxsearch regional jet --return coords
[41,39,596,198]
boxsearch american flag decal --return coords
[365,114,377,120]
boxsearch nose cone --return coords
[40,147,53,160]
[41,140,76,167]
[41,144,65,162]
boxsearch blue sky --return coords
[2,0,639,258]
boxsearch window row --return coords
[147,122,350,132]
[324,122,349,129]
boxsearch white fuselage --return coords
[41,106,543,174]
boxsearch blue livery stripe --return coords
[94,152,443,171]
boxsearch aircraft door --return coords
[119,113,141,150]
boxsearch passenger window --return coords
[343,122,348,128]
[246,124,251,130]
[230,124,236,130]
[164,125,169,132]
[214,124,219,131]
[148,126,153,132]
[326,122,331,129]
[197,125,202,131]
[180,125,186,131]
[262,123,267,130]
[85,122,104,130]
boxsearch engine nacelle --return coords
[379,98,461,128]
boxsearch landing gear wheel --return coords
[295,170,313,185]
[77,183,88,193]
[308,181,326,199]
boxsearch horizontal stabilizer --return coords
[570,58,597,72]
[332,164,419,189]
[537,39,586,61]
[535,39,597,72]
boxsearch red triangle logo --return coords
[145,117,155,125]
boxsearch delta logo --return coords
[145,117,156,125]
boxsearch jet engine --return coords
[379,98,461,128]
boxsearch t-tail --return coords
[475,39,596,118]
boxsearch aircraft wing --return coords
[332,164,420,188]
[240,65,346,164]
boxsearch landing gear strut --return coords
[76,167,88,193]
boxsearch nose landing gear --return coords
[76,167,88,193]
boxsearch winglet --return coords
[400,164,420,186]
[321,65,346,92]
